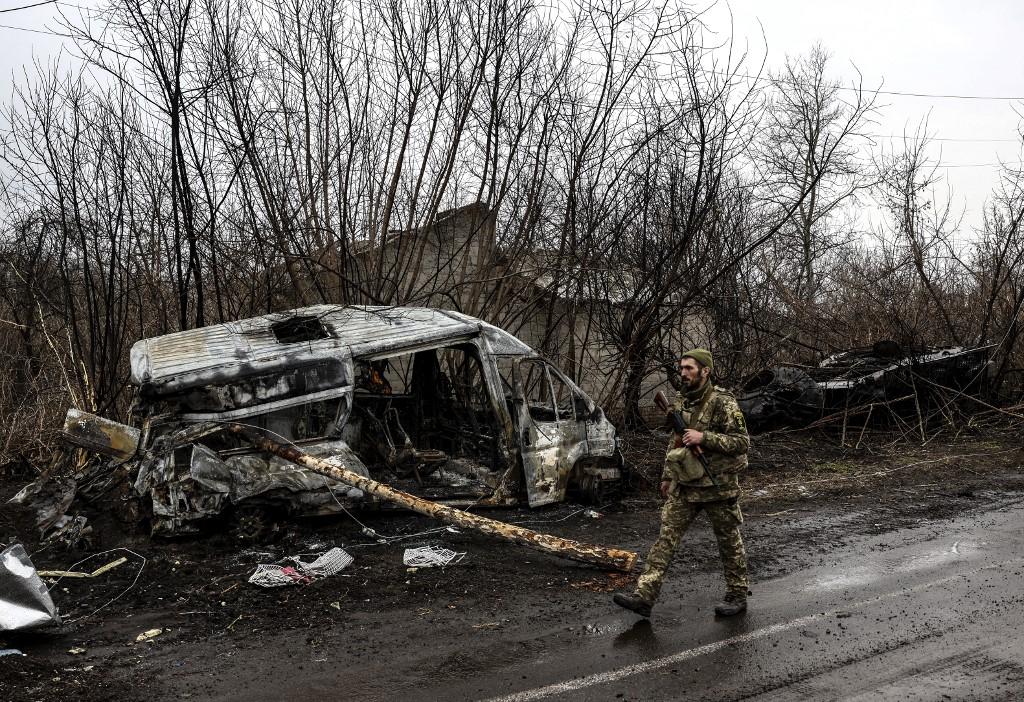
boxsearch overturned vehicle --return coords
[64,306,622,536]
[737,341,992,432]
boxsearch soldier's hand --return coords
[660,480,671,499]
[682,429,704,447]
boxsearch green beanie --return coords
[681,348,713,370]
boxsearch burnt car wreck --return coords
[55,306,622,537]
[737,341,992,431]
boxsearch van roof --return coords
[130,305,533,394]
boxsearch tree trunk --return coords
[227,425,638,572]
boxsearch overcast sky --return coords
[2,0,1023,236]
[710,0,1024,239]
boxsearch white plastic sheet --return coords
[1,544,61,631]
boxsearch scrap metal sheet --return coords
[0,544,61,632]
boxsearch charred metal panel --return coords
[522,441,564,506]
[226,441,368,503]
[175,360,349,414]
[738,343,992,430]
[178,386,350,424]
[136,440,370,534]
[61,408,140,460]
[132,322,244,386]
[134,346,349,397]
[448,313,534,356]
[584,412,618,459]
[132,306,481,395]
[342,315,477,357]
[738,367,824,430]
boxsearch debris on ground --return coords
[248,547,355,588]
[38,556,128,580]
[738,341,992,430]
[569,572,635,593]
[0,427,1022,700]
[135,629,162,642]
[0,544,61,632]
[7,477,91,548]
[232,427,636,571]
[402,545,466,568]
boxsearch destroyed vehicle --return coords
[738,341,991,431]
[66,306,622,536]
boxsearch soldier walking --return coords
[614,349,751,618]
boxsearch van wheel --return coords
[233,505,279,542]
[579,474,608,505]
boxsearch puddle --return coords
[803,567,877,592]
[802,540,989,592]
[894,540,985,572]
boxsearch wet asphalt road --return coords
[420,500,1024,701]
[148,498,1024,701]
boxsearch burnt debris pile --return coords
[738,341,992,432]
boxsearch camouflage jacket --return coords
[662,382,750,502]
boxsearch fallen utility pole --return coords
[226,424,638,572]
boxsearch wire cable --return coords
[0,0,55,13]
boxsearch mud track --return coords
[2,429,1022,701]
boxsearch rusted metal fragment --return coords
[738,367,823,430]
[61,409,140,460]
[227,425,638,572]
[738,342,993,430]
[134,438,370,535]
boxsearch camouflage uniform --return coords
[635,381,750,603]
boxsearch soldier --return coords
[614,348,751,618]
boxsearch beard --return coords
[686,373,706,391]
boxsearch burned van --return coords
[102,306,620,535]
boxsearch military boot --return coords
[714,592,747,617]
[613,592,653,618]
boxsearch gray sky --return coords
[2,0,1023,235]
[711,0,1024,237]
[0,1,77,73]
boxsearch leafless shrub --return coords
[0,0,1021,469]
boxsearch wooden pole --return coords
[226,425,638,572]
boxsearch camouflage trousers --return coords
[635,493,748,603]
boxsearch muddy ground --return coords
[2,427,1023,701]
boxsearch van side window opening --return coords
[439,347,490,415]
[168,396,347,454]
[495,358,515,400]
[349,344,504,495]
[522,361,557,422]
[548,368,579,421]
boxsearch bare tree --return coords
[971,163,1024,397]
[874,127,966,346]
[761,45,877,304]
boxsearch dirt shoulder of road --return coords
[2,428,1022,701]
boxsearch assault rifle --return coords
[654,389,718,487]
